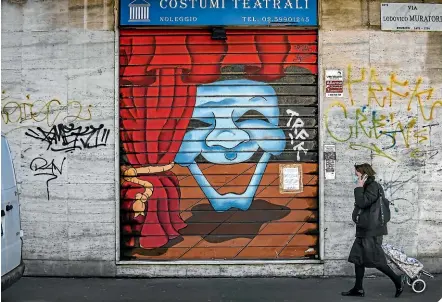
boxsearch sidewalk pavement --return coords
[2,276,441,302]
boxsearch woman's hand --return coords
[356,175,368,187]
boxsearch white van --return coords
[1,135,25,290]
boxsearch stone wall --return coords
[321,0,442,275]
[1,0,117,276]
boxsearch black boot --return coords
[395,275,405,298]
[341,288,365,297]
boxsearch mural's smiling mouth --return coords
[188,152,271,212]
[200,161,258,196]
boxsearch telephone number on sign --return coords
[242,16,310,23]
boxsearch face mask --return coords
[353,175,359,184]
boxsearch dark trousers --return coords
[354,263,401,290]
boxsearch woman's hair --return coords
[354,163,376,177]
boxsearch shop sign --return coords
[325,69,343,98]
[119,0,318,26]
[381,3,442,32]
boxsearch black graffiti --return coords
[378,172,417,224]
[30,157,66,200]
[413,149,439,160]
[25,123,110,153]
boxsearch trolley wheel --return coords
[406,276,413,286]
[412,279,426,293]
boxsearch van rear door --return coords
[1,136,22,276]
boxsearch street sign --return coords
[381,3,442,32]
[119,0,318,26]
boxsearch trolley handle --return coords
[420,270,434,278]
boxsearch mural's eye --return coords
[235,110,269,124]
[187,118,212,129]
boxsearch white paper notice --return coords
[283,167,300,191]
[324,144,336,180]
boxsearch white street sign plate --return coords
[381,3,442,32]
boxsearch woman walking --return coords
[342,163,405,298]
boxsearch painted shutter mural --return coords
[119,29,319,260]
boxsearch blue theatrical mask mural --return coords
[175,79,286,212]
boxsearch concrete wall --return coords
[1,0,441,277]
[321,0,442,275]
[1,0,117,276]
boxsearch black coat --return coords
[352,176,388,237]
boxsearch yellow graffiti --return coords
[408,78,442,121]
[326,65,441,161]
[368,68,385,108]
[1,99,92,127]
[410,148,424,159]
[325,101,423,147]
[372,112,388,140]
[347,65,366,106]
[346,66,441,119]
[349,143,396,162]
[355,108,372,138]
[386,74,409,108]
[325,101,353,142]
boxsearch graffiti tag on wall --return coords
[1,94,92,127]
[30,157,66,200]
[325,65,441,161]
[25,123,110,153]
[1,92,109,203]
[287,109,309,161]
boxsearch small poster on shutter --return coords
[279,164,303,194]
[325,69,344,97]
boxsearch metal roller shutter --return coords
[119,28,319,260]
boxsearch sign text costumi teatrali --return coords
[120,0,317,26]
[158,0,311,9]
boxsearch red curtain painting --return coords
[119,29,317,250]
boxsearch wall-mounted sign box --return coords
[120,0,318,26]
[325,69,343,98]
[381,3,442,32]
